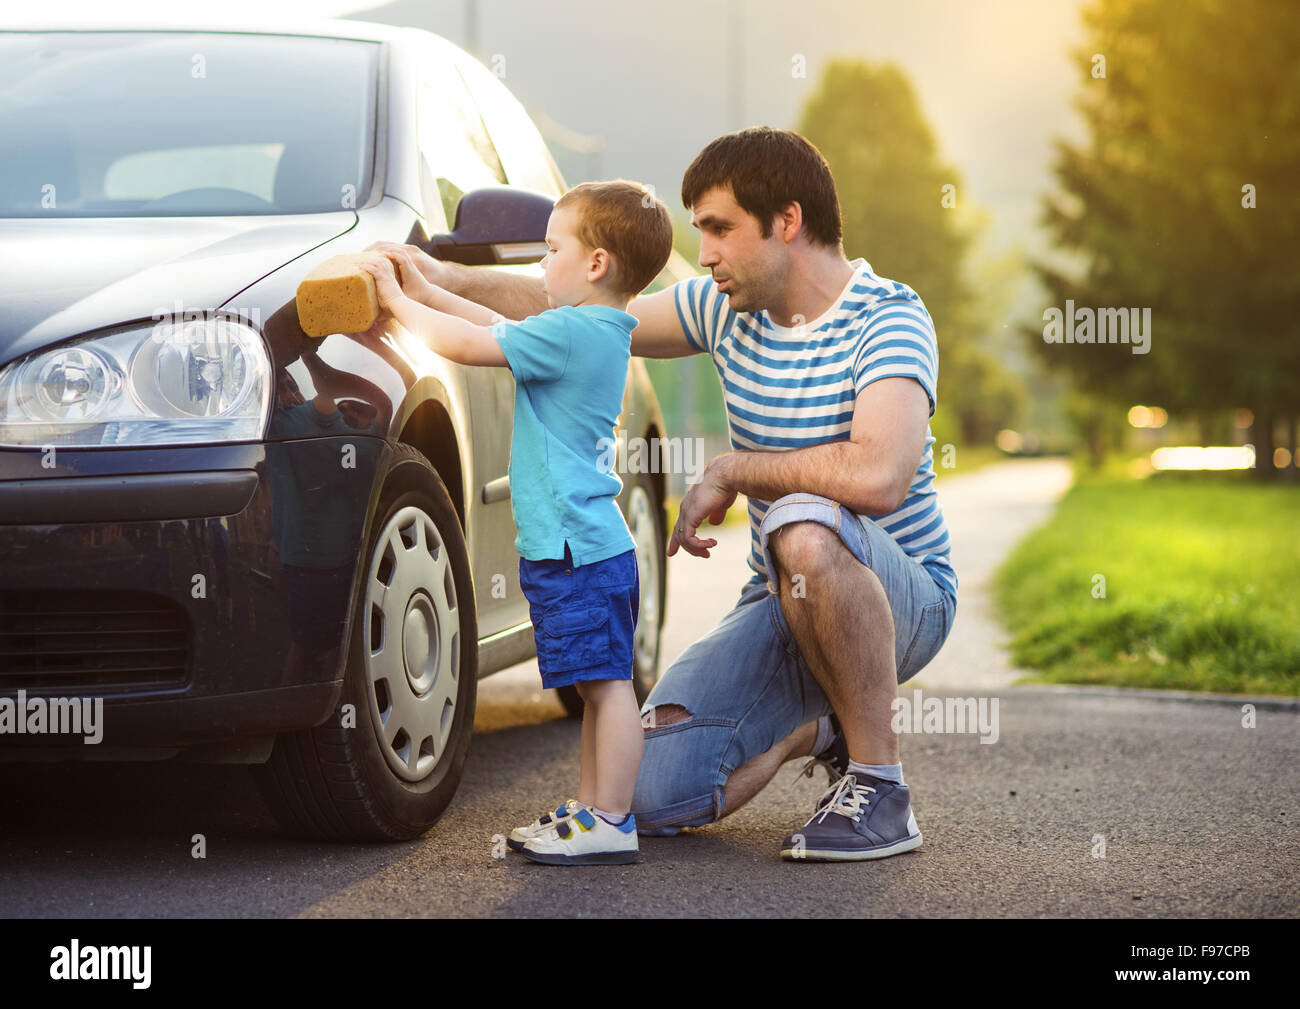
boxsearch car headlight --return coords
[0,315,272,447]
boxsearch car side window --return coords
[455,56,565,197]
[417,61,507,227]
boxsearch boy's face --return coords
[690,184,786,314]
[540,203,600,308]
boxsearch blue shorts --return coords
[631,492,956,835]
[519,543,639,690]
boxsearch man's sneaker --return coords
[795,712,850,786]
[780,771,923,861]
[508,799,586,852]
[521,807,639,865]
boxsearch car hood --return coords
[0,213,356,366]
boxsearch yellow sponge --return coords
[295,254,380,338]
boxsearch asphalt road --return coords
[2,460,1296,918]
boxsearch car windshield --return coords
[0,31,379,217]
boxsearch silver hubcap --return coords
[627,486,661,675]
[363,505,460,782]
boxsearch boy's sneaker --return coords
[780,771,923,861]
[795,712,850,785]
[508,799,586,852]
[521,807,639,865]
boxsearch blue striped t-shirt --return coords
[673,257,957,599]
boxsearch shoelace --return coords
[793,753,838,788]
[804,773,877,827]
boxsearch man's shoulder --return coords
[843,260,929,321]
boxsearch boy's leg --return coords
[575,682,597,807]
[580,678,642,815]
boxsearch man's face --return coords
[539,203,593,308]
[690,185,786,314]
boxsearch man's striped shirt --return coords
[673,257,957,599]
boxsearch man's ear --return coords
[778,201,803,243]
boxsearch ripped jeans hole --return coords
[641,704,692,729]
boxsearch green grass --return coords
[994,468,1300,696]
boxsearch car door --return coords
[414,56,525,635]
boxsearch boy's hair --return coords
[554,180,674,297]
[681,127,843,248]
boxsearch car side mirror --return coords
[427,186,553,265]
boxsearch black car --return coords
[0,20,677,841]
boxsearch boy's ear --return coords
[586,247,612,283]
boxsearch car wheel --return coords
[556,468,666,718]
[253,442,478,841]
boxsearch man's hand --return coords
[668,466,738,558]
[364,242,447,288]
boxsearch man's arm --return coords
[626,285,700,359]
[669,378,930,557]
[366,242,548,320]
[359,257,508,368]
[377,246,514,326]
[718,378,930,512]
[365,242,700,359]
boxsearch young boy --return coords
[360,180,673,865]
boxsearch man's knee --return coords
[768,521,851,584]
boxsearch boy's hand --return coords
[364,241,448,288]
[384,247,440,305]
[359,255,406,312]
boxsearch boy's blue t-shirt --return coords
[490,303,637,565]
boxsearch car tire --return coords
[253,442,478,841]
[556,467,666,718]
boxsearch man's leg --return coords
[632,578,828,834]
[718,719,819,816]
[717,522,896,817]
[767,522,899,765]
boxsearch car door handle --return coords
[481,475,510,504]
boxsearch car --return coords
[0,19,681,841]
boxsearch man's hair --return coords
[681,127,843,248]
[554,180,674,296]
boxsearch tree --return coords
[798,61,1023,449]
[1032,0,1300,477]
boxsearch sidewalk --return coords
[912,457,1073,690]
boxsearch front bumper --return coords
[0,438,387,752]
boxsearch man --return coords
[371,126,957,861]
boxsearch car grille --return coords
[0,591,190,691]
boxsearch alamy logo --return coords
[1042,300,1151,355]
[49,941,151,989]
[890,689,1000,744]
[0,690,103,744]
[595,428,706,484]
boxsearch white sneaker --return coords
[508,799,586,852]
[521,807,639,865]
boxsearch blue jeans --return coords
[631,492,956,835]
